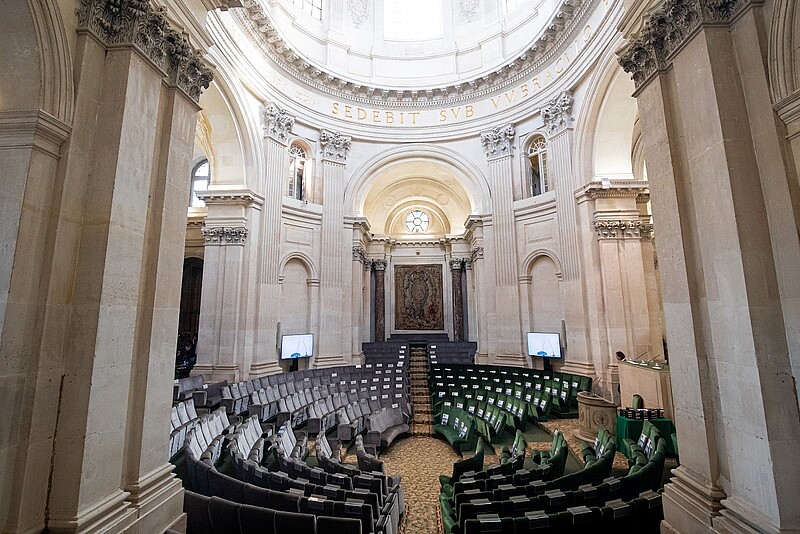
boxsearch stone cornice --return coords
[481,124,516,160]
[542,91,574,136]
[77,0,213,102]
[234,0,596,106]
[617,0,755,92]
[593,219,654,239]
[319,130,352,163]
[577,180,650,200]
[198,188,263,206]
[202,226,248,244]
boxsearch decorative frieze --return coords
[202,226,249,245]
[320,130,352,163]
[593,219,654,240]
[237,0,592,105]
[460,0,480,22]
[76,0,212,102]
[480,124,516,160]
[618,0,749,90]
[542,91,574,136]
[263,104,295,142]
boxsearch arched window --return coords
[190,159,210,208]
[527,136,548,197]
[292,0,322,19]
[288,143,308,200]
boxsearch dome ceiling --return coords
[235,0,596,105]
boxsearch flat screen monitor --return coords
[280,333,314,360]
[527,332,562,359]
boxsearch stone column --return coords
[592,212,654,404]
[480,125,524,362]
[0,68,71,534]
[450,259,465,341]
[196,223,249,382]
[619,1,800,531]
[317,130,352,366]
[543,92,594,376]
[123,43,211,532]
[40,4,212,532]
[373,260,387,342]
[250,105,294,376]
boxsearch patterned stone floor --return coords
[381,436,460,534]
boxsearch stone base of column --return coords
[124,465,184,534]
[47,490,136,534]
[249,361,282,377]
[314,354,348,368]
[560,360,596,377]
[489,353,528,367]
[474,352,490,364]
[715,496,784,534]
[662,466,726,534]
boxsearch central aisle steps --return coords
[409,345,434,436]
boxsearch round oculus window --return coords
[405,210,430,233]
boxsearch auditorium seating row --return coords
[427,341,477,364]
[180,409,403,534]
[440,426,666,534]
[184,491,362,534]
[429,365,592,432]
[174,374,226,402]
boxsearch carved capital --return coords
[320,129,352,163]
[372,259,387,271]
[542,91,574,136]
[450,259,464,271]
[164,30,213,102]
[480,124,516,160]
[263,104,295,143]
[593,219,654,240]
[202,226,248,245]
[470,246,484,263]
[77,0,213,102]
[618,0,750,91]
[352,246,366,263]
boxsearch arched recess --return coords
[279,251,319,281]
[196,60,260,191]
[522,249,564,281]
[279,259,313,341]
[769,0,800,104]
[346,145,492,218]
[575,46,639,183]
[526,255,564,335]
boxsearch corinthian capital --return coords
[202,226,248,245]
[480,124,516,160]
[618,0,749,91]
[77,0,213,103]
[320,130,352,163]
[541,91,574,136]
[263,104,295,143]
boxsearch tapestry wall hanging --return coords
[394,264,444,330]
